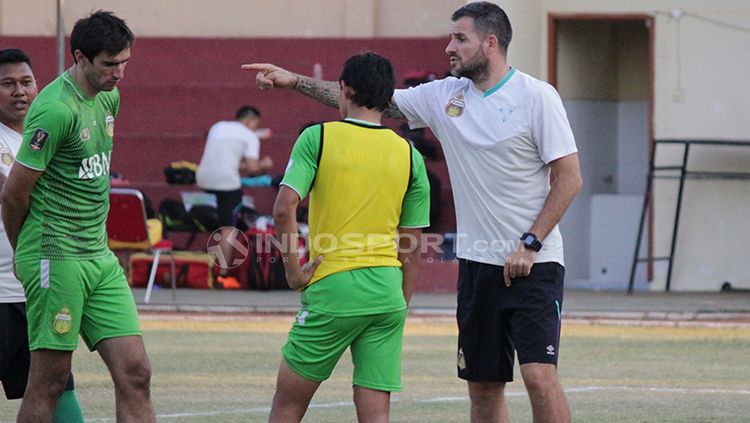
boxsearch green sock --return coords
[53,389,84,423]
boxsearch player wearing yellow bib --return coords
[269,52,430,423]
[1,12,156,423]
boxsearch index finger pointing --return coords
[241,63,274,72]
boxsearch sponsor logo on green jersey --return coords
[78,151,111,180]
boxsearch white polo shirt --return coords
[0,121,25,302]
[196,120,260,191]
[393,69,577,266]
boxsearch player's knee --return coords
[521,365,559,396]
[115,359,152,392]
[44,377,69,399]
[129,361,152,391]
[468,381,505,401]
[27,365,70,399]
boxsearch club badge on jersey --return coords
[445,94,465,118]
[80,127,91,141]
[0,144,13,166]
[106,113,115,137]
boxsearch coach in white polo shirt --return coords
[196,105,273,278]
[393,2,582,420]
[246,3,582,422]
[393,4,581,422]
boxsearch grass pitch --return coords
[1,315,749,422]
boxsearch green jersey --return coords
[15,71,119,261]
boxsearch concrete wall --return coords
[556,20,649,102]
[3,0,748,138]
[546,1,750,290]
[0,0,463,38]
[561,99,648,285]
[542,0,750,136]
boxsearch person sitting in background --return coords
[196,105,273,284]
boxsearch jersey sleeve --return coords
[16,101,74,171]
[279,124,321,200]
[531,83,578,164]
[399,147,430,228]
[242,131,260,159]
[392,80,443,130]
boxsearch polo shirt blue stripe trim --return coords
[483,68,516,98]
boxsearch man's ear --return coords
[484,35,498,53]
[73,49,88,65]
[340,81,354,99]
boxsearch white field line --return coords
[84,385,750,421]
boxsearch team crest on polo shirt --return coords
[52,306,72,334]
[445,94,465,118]
[0,144,13,166]
[29,128,49,151]
[105,114,115,137]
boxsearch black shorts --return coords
[0,302,75,399]
[205,189,243,227]
[456,259,564,382]
[1,302,30,399]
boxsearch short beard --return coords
[84,70,112,93]
[453,50,490,83]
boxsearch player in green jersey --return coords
[1,12,156,423]
[268,52,430,423]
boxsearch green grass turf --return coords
[1,317,749,422]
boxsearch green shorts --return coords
[17,252,141,351]
[282,308,407,392]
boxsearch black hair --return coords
[339,52,395,112]
[235,105,260,120]
[0,48,32,69]
[70,10,134,63]
[451,1,512,54]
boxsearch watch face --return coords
[524,235,534,244]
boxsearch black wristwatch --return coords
[521,232,542,252]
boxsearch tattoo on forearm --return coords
[294,74,407,120]
[294,76,340,109]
